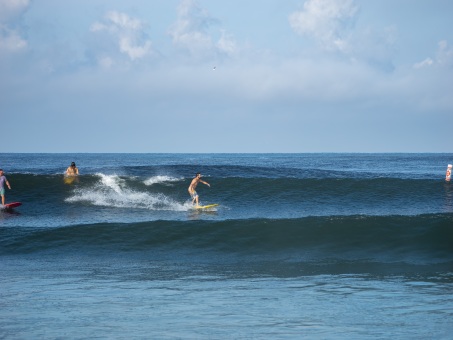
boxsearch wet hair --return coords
[196,173,201,177]
[71,162,76,167]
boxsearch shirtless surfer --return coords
[188,173,210,207]
[66,162,79,176]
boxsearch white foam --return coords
[66,173,188,211]
[144,175,182,186]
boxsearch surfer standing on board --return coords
[188,173,210,207]
[0,169,12,205]
[66,162,79,176]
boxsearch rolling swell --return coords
[2,214,452,265]
[6,173,453,218]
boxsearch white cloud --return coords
[0,25,26,52]
[414,40,453,69]
[118,37,151,61]
[105,11,144,31]
[436,40,453,67]
[413,58,433,69]
[216,30,237,55]
[289,0,397,72]
[168,0,237,58]
[0,0,29,54]
[169,0,213,50]
[90,11,152,61]
[289,0,358,52]
[0,0,29,22]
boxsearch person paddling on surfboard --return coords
[66,162,79,176]
[188,173,210,207]
[0,169,12,205]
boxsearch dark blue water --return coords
[1,153,453,339]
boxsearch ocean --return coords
[1,153,452,339]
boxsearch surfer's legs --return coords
[190,190,199,206]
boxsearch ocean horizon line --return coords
[2,151,452,155]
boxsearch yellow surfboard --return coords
[64,176,76,184]
[195,204,219,210]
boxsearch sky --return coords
[1,0,452,153]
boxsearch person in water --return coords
[0,169,12,205]
[188,173,210,206]
[66,162,79,176]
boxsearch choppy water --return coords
[1,153,452,339]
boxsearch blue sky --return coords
[1,0,452,152]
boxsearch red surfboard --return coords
[2,202,22,210]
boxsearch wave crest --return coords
[65,173,188,211]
